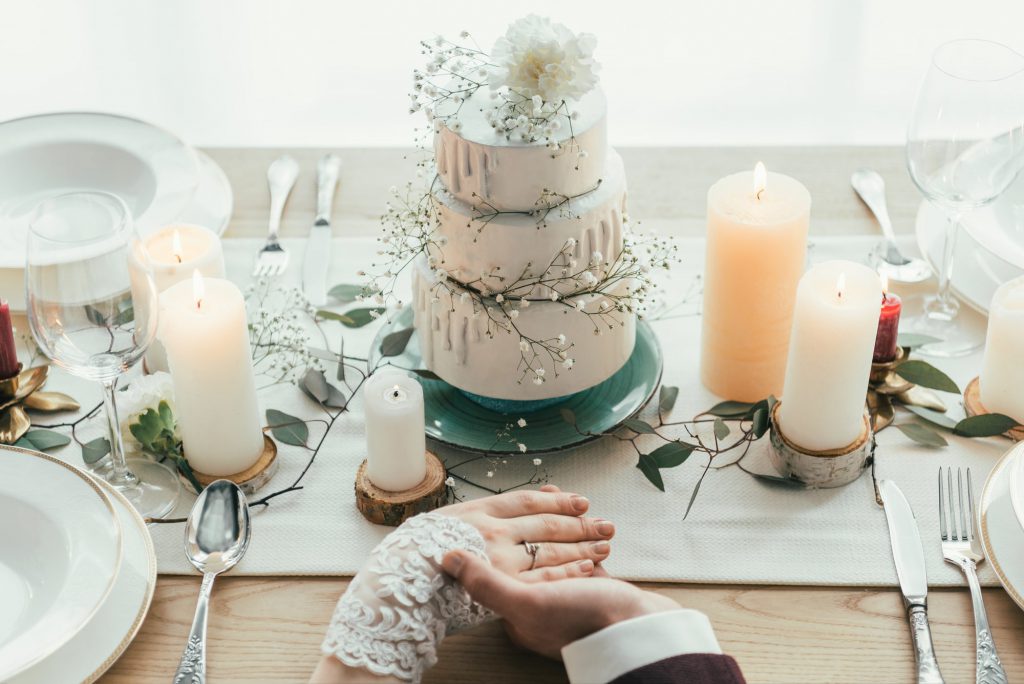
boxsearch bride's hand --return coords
[439,484,614,580]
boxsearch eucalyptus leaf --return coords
[14,429,70,452]
[328,284,365,303]
[751,408,770,439]
[895,360,960,394]
[318,307,385,328]
[413,369,442,381]
[954,413,1019,438]
[301,368,330,403]
[380,328,415,358]
[306,347,339,363]
[896,332,943,349]
[896,422,948,447]
[713,417,730,440]
[324,384,348,410]
[658,385,679,413]
[683,474,704,519]
[635,454,665,492]
[903,404,958,430]
[706,400,755,418]
[623,418,657,435]
[175,456,203,494]
[559,408,576,426]
[337,337,346,382]
[649,441,694,468]
[266,409,309,447]
[82,437,111,464]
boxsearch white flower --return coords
[119,372,178,455]
[549,291,559,301]
[580,271,598,286]
[486,15,600,103]
[487,470,494,478]
[445,476,455,487]
[509,309,519,319]
[575,300,585,310]
[519,299,530,308]
[557,333,567,345]
[519,340,530,352]
[563,357,575,369]
[495,293,505,303]
[591,251,603,264]
[532,376,544,385]
[535,368,546,377]
[532,458,542,466]
[565,237,577,249]
[517,418,527,428]
[518,442,528,453]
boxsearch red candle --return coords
[873,280,902,363]
[0,299,19,379]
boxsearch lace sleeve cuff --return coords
[321,512,493,682]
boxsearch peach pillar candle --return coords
[700,162,811,401]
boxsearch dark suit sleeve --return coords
[611,653,745,684]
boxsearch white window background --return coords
[1,0,1022,147]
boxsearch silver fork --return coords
[938,467,1007,684]
[253,155,300,277]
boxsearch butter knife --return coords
[879,479,945,684]
[303,154,342,306]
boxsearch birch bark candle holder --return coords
[963,377,1024,442]
[768,400,873,488]
[355,451,447,526]
[179,434,279,496]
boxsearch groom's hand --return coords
[442,549,677,659]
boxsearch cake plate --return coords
[369,307,663,454]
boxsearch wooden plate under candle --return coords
[964,377,1024,442]
[179,434,279,496]
[355,451,447,526]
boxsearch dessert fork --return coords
[937,467,1007,684]
[253,155,300,277]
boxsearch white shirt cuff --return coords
[561,609,721,684]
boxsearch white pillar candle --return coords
[363,370,426,491]
[980,275,1024,422]
[130,224,225,372]
[777,260,881,452]
[159,272,264,476]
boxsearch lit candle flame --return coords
[192,269,205,310]
[172,229,183,264]
[753,161,767,200]
[836,272,847,301]
[880,273,889,296]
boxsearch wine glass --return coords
[26,191,180,518]
[906,38,1024,357]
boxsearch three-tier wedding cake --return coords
[378,16,662,404]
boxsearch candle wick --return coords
[756,188,764,200]
[175,254,182,264]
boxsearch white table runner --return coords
[44,235,1005,586]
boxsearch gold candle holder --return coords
[963,377,1024,442]
[768,401,874,488]
[0,364,80,444]
[355,451,447,526]
[178,434,279,495]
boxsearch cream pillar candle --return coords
[131,224,225,372]
[777,260,882,452]
[363,370,427,492]
[980,275,1024,422]
[700,162,811,402]
[159,272,264,476]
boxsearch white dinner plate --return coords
[980,442,1024,612]
[960,159,1024,270]
[0,112,202,267]
[1011,447,1024,534]
[915,199,1024,314]
[10,457,157,684]
[0,447,123,680]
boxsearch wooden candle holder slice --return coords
[180,434,279,495]
[963,377,1024,442]
[768,401,873,488]
[355,451,447,527]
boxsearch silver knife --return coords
[303,154,342,306]
[879,479,945,684]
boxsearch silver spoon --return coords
[173,480,251,684]
[851,168,933,283]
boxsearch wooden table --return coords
[100,147,1024,683]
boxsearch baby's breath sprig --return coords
[245,277,324,389]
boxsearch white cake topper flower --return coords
[487,15,599,103]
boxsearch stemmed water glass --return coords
[26,191,180,518]
[906,38,1024,357]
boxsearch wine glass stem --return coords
[101,376,139,488]
[930,211,962,319]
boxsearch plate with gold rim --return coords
[0,445,123,680]
[370,306,663,454]
[980,441,1024,612]
[10,450,158,684]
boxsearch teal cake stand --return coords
[369,307,664,454]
